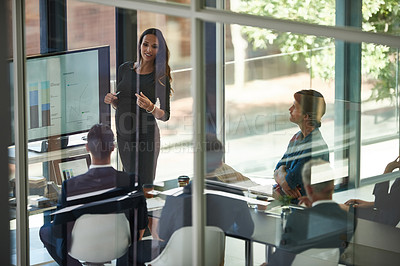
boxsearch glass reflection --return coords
[225,25,335,179]
[224,0,400,37]
[266,160,355,266]
[140,0,190,5]
[223,23,400,265]
[360,45,400,179]
[344,156,400,227]
[13,0,400,265]
[136,12,193,182]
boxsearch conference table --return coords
[147,182,280,266]
[341,218,400,266]
[149,182,400,266]
[44,178,400,266]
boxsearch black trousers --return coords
[39,223,82,266]
[136,239,164,264]
[117,126,160,187]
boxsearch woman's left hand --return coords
[135,92,154,111]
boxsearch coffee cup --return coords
[256,195,269,211]
[178,175,190,187]
[142,184,154,198]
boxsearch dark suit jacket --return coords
[268,202,356,266]
[54,167,148,230]
[373,178,400,226]
[354,178,400,227]
[158,184,254,246]
[59,167,133,205]
[42,166,148,265]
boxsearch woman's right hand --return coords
[104,92,118,106]
[384,156,400,174]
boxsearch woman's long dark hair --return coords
[137,28,173,95]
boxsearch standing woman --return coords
[104,28,172,186]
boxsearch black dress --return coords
[115,62,170,186]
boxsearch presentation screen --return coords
[10,46,110,143]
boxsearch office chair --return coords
[291,248,340,266]
[69,213,131,266]
[145,226,225,266]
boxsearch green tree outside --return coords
[238,0,400,102]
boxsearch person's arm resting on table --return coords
[274,165,301,199]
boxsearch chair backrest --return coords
[146,226,225,266]
[69,213,131,263]
[291,248,340,266]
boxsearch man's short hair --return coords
[87,124,114,160]
[294,89,326,128]
[302,159,334,194]
[206,134,224,173]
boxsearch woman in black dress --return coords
[104,28,172,186]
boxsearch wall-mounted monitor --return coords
[10,46,110,145]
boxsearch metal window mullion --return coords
[335,0,362,188]
[216,1,225,153]
[0,0,11,263]
[197,8,400,49]
[83,0,192,18]
[192,1,205,265]
[396,49,400,155]
[12,0,29,265]
[83,0,400,49]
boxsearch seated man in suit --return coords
[39,124,148,265]
[137,182,255,264]
[344,156,400,227]
[266,159,355,266]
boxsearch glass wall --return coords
[11,1,194,264]
[360,45,400,178]
[67,0,117,76]
[136,11,193,182]
[10,0,400,265]
[225,23,400,182]
[225,24,336,179]
[4,1,12,266]
[25,0,40,55]
[10,0,44,264]
[222,0,400,37]
[10,1,115,264]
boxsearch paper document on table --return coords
[205,189,270,207]
[265,206,283,217]
[146,197,166,211]
[160,187,183,196]
[248,184,273,197]
[233,180,260,188]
